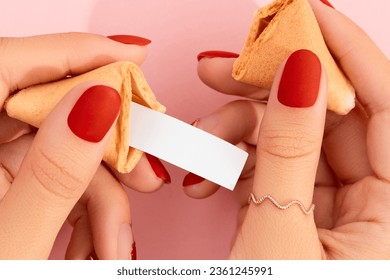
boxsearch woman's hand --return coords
[188,0,390,259]
[0,33,170,259]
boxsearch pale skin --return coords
[1,0,389,260]
[188,0,390,259]
[0,33,166,259]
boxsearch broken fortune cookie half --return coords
[5,61,166,173]
[232,0,355,115]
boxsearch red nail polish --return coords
[107,35,151,46]
[320,0,334,8]
[197,50,239,61]
[131,242,137,260]
[190,119,199,126]
[182,173,205,187]
[67,85,121,142]
[278,49,321,108]
[145,154,171,184]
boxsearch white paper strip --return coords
[129,102,248,190]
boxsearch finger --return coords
[0,82,121,259]
[183,143,256,200]
[310,0,390,114]
[0,134,34,177]
[0,110,32,144]
[180,104,335,200]
[0,126,170,195]
[182,100,265,198]
[310,1,390,184]
[112,153,171,193]
[0,134,33,200]
[197,52,269,99]
[315,150,338,187]
[312,185,337,229]
[231,50,327,259]
[83,165,135,260]
[322,108,372,184]
[0,33,150,107]
[66,203,95,260]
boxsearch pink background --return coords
[1,0,389,259]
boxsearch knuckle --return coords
[31,147,86,200]
[260,125,317,160]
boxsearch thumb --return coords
[231,49,327,259]
[0,82,121,259]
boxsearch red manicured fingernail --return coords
[182,173,205,186]
[278,49,321,108]
[68,85,121,142]
[107,35,152,46]
[145,154,171,184]
[190,119,199,126]
[197,50,239,61]
[131,242,137,260]
[320,0,334,8]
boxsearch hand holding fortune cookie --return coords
[233,0,355,114]
[190,0,390,260]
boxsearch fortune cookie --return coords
[5,61,166,173]
[233,0,355,114]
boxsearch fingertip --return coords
[117,223,135,260]
[182,172,205,187]
[182,176,220,199]
[77,32,149,66]
[113,154,167,193]
[103,34,150,66]
[145,154,171,184]
[65,215,94,260]
[197,54,268,99]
